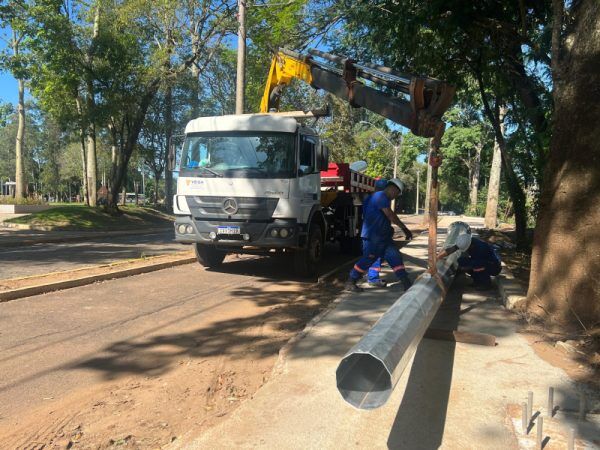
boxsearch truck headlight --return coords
[279,228,289,238]
[185,225,194,234]
[270,229,279,238]
[177,224,186,234]
[209,231,217,240]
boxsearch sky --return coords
[0,72,18,104]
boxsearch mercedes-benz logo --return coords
[222,198,238,215]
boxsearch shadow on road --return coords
[70,278,346,380]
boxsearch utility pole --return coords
[391,134,402,212]
[235,0,247,114]
[423,162,432,225]
[415,168,420,215]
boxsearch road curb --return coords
[317,256,359,284]
[0,255,196,303]
[496,262,527,310]
[0,227,172,247]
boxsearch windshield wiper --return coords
[224,167,269,177]
[197,166,223,177]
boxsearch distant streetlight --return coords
[359,120,403,211]
[415,168,420,215]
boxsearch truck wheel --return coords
[294,226,323,277]
[195,244,226,268]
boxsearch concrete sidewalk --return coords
[179,227,599,449]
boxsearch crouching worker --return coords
[437,233,501,290]
[345,179,413,292]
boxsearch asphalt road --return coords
[0,231,186,280]
[0,250,351,447]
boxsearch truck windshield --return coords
[180,131,296,178]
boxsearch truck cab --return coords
[173,113,329,275]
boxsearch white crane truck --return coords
[172,112,375,275]
[171,48,454,275]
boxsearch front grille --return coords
[186,196,278,220]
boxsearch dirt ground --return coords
[0,254,346,450]
[477,227,600,389]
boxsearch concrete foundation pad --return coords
[497,263,528,310]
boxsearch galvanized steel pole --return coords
[336,221,471,410]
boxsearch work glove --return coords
[403,228,413,241]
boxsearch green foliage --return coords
[5,204,173,230]
[0,102,13,127]
[0,195,45,205]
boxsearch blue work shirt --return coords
[361,190,393,241]
[466,237,501,265]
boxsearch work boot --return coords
[400,275,413,291]
[344,279,364,293]
[368,279,388,288]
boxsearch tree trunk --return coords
[527,0,600,326]
[14,77,26,199]
[189,23,201,119]
[75,95,89,205]
[165,82,174,211]
[153,170,161,206]
[85,5,100,207]
[422,162,432,225]
[485,106,506,228]
[106,84,160,213]
[86,121,97,206]
[476,75,529,249]
[469,143,482,211]
[12,29,26,199]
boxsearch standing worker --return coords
[437,232,501,290]
[366,178,389,287]
[345,179,413,292]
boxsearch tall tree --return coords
[101,0,233,212]
[85,3,101,206]
[527,0,600,325]
[336,0,552,247]
[0,2,31,198]
[27,0,107,206]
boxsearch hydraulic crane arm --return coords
[260,48,455,138]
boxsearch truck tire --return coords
[294,226,323,277]
[195,244,226,268]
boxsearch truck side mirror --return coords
[318,145,330,171]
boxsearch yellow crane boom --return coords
[260,48,455,138]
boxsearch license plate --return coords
[217,226,240,235]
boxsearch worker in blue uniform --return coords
[363,178,388,287]
[366,178,389,287]
[437,232,501,289]
[345,178,413,292]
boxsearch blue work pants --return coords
[350,239,407,281]
[458,256,501,285]
[367,258,382,282]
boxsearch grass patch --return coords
[0,196,47,206]
[5,205,174,231]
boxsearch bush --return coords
[0,196,47,205]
